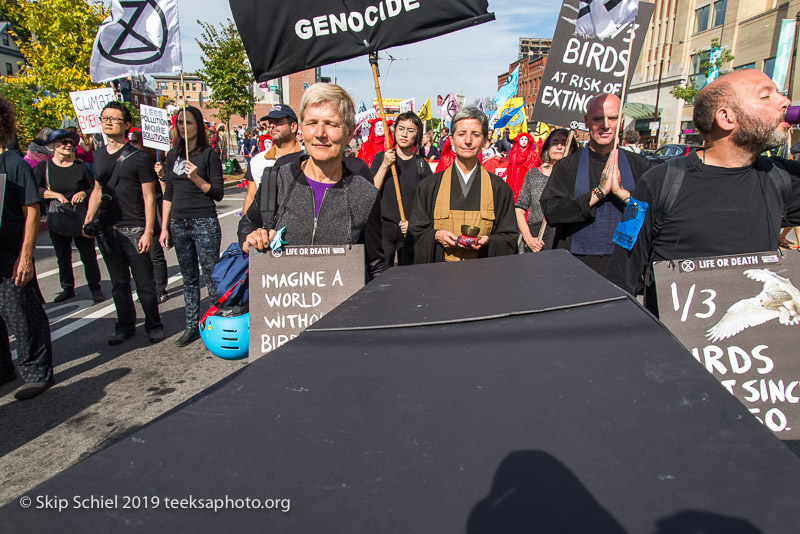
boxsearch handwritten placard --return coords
[139,104,171,151]
[248,245,365,361]
[655,251,800,439]
[69,88,117,134]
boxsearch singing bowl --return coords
[461,225,480,237]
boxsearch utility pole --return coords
[653,54,665,148]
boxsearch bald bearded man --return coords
[540,93,655,276]
[607,69,800,314]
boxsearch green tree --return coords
[195,19,255,128]
[670,39,735,105]
[0,0,107,144]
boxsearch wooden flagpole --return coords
[614,26,637,149]
[179,70,190,161]
[537,129,576,241]
[369,52,406,226]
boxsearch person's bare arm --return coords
[14,203,40,286]
[139,181,156,253]
[243,180,257,213]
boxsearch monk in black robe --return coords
[407,106,518,263]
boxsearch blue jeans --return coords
[171,218,221,329]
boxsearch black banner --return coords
[531,0,654,130]
[655,251,800,439]
[228,0,495,82]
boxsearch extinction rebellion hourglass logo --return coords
[97,0,169,65]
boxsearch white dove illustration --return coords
[706,269,800,342]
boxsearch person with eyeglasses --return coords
[33,129,104,303]
[370,111,432,266]
[84,101,164,345]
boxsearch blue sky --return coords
[175,0,559,110]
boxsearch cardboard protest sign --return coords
[655,251,800,439]
[399,98,415,113]
[139,104,171,151]
[248,245,365,361]
[230,0,495,82]
[531,0,654,130]
[69,88,117,134]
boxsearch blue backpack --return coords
[203,243,249,322]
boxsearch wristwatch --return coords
[592,187,605,201]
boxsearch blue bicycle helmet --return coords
[200,311,249,360]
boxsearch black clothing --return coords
[370,151,432,224]
[407,168,519,264]
[419,145,440,159]
[540,147,654,274]
[34,160,94,201]
[0,151,41,264]
[94,144,156,227]
[163,147,224,219]
[606,153,800,311]
[103,226,162,334]
[50,233,101,292]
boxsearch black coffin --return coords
[3,250,799,533]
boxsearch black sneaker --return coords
[14,377,54,401]
[108,330,135,346]
[175,328,200,347]
[53,290,75,303]
[149,328,166,343]
[91,288,106,303]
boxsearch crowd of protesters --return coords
[2,69,800,401]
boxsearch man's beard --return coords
[730,104,787,154]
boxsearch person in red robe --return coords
[357,118,393,168]
[435,135,456,173]
[505,132,539,201]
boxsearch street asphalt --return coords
[0,186,249,506]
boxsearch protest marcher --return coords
[358,118,393,168]
[235,125,244,153]
[128,129,169,303]
[407,106,518,263]
[607,69,800,314]
[620,130,642,154]
[78,133,95,176]
[419,131,440,160]
[241,130,257,163]
[435,136,456,173]
[84,101,164,345]
[0,94,55,400]
[33,129,104,303]
[23,127,53,169]
[242,105,302,213]
[505,132,539,201]
[238,83,387,279]
[540,94,654,276]
[370,111,432,266]
[515,128,578,253]
[156,106,224,347]
[494,128,513,156]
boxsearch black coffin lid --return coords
[3,251,799,533]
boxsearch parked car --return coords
[646,144,703,162]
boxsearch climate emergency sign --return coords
[248,245,365,361]
[531,0,654,130]
[140,105,171,152]
[69,88,116,134]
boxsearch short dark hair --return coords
[623,130,640,145]
[103,100,132,124]
[0,94,16,146]
[693,82,737,136]
[394,111,424,149]
[175,106,209,156]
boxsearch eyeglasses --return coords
[56,139,76,146]
[395,126,417,135]
[99,116,126,124]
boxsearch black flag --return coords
[229,0,495,82]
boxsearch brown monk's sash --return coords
[433,165,495,262]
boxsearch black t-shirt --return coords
[94,144,156,226]
[163,147,224,219]
[34,160,94,200]
[606,153,800,299]
[370,152,431,223]
[0,151,42,264]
